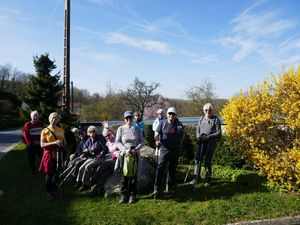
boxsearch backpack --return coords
[160,118,183,136]
[123,154,138,177]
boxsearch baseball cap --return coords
[167,107,176,114]
[71,127,79,133]
[157,109,164,114]
[124,111,133,118]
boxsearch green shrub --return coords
[212,136,250,169]
[213,165,265,187]
[142,124,248,169]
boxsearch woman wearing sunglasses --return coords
[190,103,222,187]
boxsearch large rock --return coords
[103,146,156,197]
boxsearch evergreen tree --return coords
[24,53,62,121]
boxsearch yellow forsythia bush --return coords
[221,67,300,192]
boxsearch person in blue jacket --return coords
[134,111,145,135]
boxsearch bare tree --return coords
[0,64,28,96]
[185,78,217,115]
[121,77,160,118]
[0,64,11,91]
[186,78,216,102]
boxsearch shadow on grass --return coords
[173,171,268,203]
[139,168,268,203]
[0,148,80,225]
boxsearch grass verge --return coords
[0,144,299,225]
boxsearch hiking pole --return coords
[184,165,191,183]
[60,149,65,197]
[58,165,76,188]
[155,146,160,165]
[59,164,74,178]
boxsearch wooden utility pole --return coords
[71,81,74,112]
[63,0,70,113]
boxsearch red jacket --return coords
[23,121,43,145]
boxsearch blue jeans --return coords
[194,141,217,180]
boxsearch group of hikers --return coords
[23,103,222,203]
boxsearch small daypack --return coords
[123,154,138,177]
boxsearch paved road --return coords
[0,127,23,160]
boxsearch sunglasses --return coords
[125,116,133,120]
[168,112,176,116]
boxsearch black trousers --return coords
[121,175,137,197]
[27,144,42,174]
[45,159,58,193]
[120,153,138,197]
[154,146,180,192]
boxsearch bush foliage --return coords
[143,124,246,168]
[221,67,300,192]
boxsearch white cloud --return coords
[72,47,127,63]
[84,52,127,63]
[0,6,30,21]
[88,0,115,6]
[277,36,300,53]
[179,49,217,64]
[105,32,172,54]
[215,1,299,63]
[232,9,296,37]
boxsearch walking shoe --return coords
[190,179,198,185]
[73,182,82,188]
[204,182,210,187]
[204,177,211,187]
[128,195,136,204]
[151,190,161,200]
[166,186,175,195]
[79,185,90,192]
[119,195,128,204]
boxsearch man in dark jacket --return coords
[152,107,184,199]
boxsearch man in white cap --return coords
[152,107,184,199]
[23,110,43,174]
[152,109,165,131]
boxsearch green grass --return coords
[0,144,299,225]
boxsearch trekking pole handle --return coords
[155,146,160,156]
[155,147,158,156]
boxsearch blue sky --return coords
[1,0,300,99]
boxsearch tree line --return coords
[0,53,227,124]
